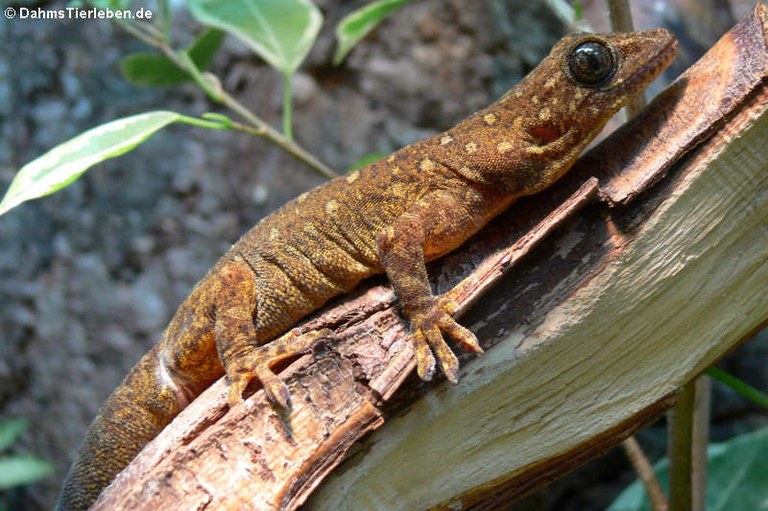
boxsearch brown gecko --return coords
[56,29,677,510]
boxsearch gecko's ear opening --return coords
[529,125,561,145]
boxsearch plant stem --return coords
[691,377,710,511]
[668,380,695,511]
[216,88,336,179]
[607,0,647,118]
[176,115,231,130]
[283,72,293,141]
[622,437,668,511]
[607,0,634,32]
[706,367,768,409]
[114,20,336,179]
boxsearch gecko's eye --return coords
[567,40,616,87]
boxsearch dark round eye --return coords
[567,40,616,86]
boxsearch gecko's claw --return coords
[411,298,482,384]
[226,366,290,409]
[259,368,292,409]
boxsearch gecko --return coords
[56,28,677,510]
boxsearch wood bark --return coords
[93,5,768,510]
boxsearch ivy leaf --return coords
[0,456,54,490]
[188,0,322,76]
[121,28,226,87]
[333,0,411,65]
[0,112,182,216]
[0,419,27,452]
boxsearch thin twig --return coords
[622,437,668,511]
[607,0,647,117]
[115,20,337,179]
[691,376,710,511]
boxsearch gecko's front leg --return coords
[377,190,485,382]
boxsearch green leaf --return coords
[0,419,27,452]
[120,54,190,87]
[188,0,322,76]
[0,112,182,216]
[121,28,226,87]
[157,0,172,39]
[608,426,768,511]
[333,0,411,65]
[347,152,386,171]
[0,456,54,489]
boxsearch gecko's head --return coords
[555,29,678,130]
[498,28,678,195]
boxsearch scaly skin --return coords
[57,29,677,510]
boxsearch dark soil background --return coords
[0,0,765,509]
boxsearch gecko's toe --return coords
[227,379,246,408]
[225,365,292,409]
[439,315,483,354]
[260,371,292,410]
[413,331,437,381]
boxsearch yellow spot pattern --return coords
[346,170,360,183]
[420,159,437,172]
[325,199,339,215]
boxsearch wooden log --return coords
[93,4,768,509]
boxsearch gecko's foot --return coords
[225,328,330,409]
[226,362,292,409]
[411,298,483,383]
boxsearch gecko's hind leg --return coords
[225,327,330,408]
[214,258,328,409]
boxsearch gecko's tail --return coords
[56,345,187,511]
